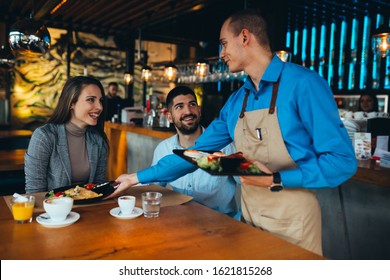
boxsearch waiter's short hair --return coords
[166,86,197,110]
[227,9,270,49]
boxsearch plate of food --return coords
[46,181,117,205]
[173,149,271,176]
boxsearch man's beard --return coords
[174,114,199,135]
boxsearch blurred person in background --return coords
[358,93,379,113]
[105,81,123,121]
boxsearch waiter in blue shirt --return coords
[108,9,357,255]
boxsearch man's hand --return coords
[104,173,139,199]
[239,161,273,188]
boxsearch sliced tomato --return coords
[85,183,96,190]
[55,191,63,197]
[239,162,252,169]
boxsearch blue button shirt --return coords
[152,128,240,219]
[138,56,357,189]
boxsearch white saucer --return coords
[36,211,80,228]
[109,207,143,219]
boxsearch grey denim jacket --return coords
[25,123,107,193]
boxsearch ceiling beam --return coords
[33,0,64,20]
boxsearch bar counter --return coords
[354,159,390,188]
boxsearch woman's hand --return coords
[240,161,273,188]
[104,173,139,199]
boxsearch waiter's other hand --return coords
[104,173,139,199]
[240,161,273,188]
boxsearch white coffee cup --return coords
[367,112,378,118]
[354,111,365,119]
[43,197,73,222]
[118,196,136,215]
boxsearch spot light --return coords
[141,65,152,82]
[372,26,390,58]
[124,72,134,85]
[194,60,209,78]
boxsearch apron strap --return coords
[269,80,280,114]
[239,89,250,118]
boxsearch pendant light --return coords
[8,15,51,57]
[195,41,209,78]
[124,72,134,85]
[372,26,390,58]
[164,62,178,81]
[163,0,178,82]
[164,45,177,81]
[137,30,152,82]
[195,59,209,78]
[141,65,152,82]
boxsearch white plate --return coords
[36,211,80,228]
[109,207,143,219]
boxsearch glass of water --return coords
[141,192,162,218]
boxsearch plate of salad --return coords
[173,149,271,176]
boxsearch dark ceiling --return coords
[1,0,389,57]
[0,0,247,45]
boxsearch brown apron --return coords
[234,82,322,255]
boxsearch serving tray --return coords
[173,149,271,176]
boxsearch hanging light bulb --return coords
[372,26,390,58]
[164,44,177,81]
[124,72,134,85]
[274,50,292,62]
[164,62,178,81]
[8,18,51,57]
[141,65,152,82]
[194,60,209,78]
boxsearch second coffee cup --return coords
[118,196,136,215]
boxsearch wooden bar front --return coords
[104,122,174,180]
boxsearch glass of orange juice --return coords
[10,195,35,223]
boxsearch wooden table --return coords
[0,186,323,260]
[0,149,26,172]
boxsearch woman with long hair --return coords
[25,76,109,193]
[358,93,379,113]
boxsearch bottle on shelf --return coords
[159,108,170,128]
[143,107,151,127]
